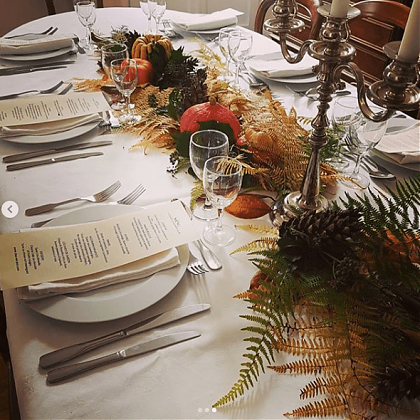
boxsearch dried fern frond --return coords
[230,238,278,255]
[235,224,278,236]
[284,396,347,418]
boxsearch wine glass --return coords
[228,30,253,88]
[75,1,96,53]
[140,0,153,33]
[202,156,243,247]
[218,27,237,82]
[330,96,358,171]
[189,130,230,221]
[110,58,141,125]
[342,105,388,189]
[100,43,129,110]
[149,0,166,33]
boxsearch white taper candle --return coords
[397,0,420,62]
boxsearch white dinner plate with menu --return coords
[0,44,75,61]
[25,204,189,323]
[3,120,100,144]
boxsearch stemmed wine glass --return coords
[110,58,141,125]
[330,96,358,171]
[149,0,166,33]
[100,43,129,110]
[189,130,230,221]
[202,156,243,246]
[75,1,96,53]
[140,0,153,33]
[228,30,253,88]
[218,27,237,82]
[342,105,388,189]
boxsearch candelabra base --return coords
[284,191,329,214]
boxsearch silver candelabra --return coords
[264,0,420,213]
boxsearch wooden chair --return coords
[349,0,411,86]
[45,0,104,15]
[254,0,324,47]
[0,294,20,420]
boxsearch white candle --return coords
[330,0,350,18]
[397,0,420,62]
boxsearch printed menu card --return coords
[0,201,200,290]
[0,92,109,126]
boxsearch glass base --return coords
[203,223,236,247]
[327,156,350,171]
[341,173,370,189]
[192,203,218,221]
[118,113,141,125]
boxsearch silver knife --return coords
[6,151,103,171]
[0,65,67,76]
[0,61,75,76]
[39,303,210,369]
[3,140,112,163]
[46,330,201,383]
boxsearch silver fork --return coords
[115,184,146,205]
[25,181,122,216]
[0,81,65,100]
[58,83,73,95]
[31,184,146,228]
[4,26,57,40]
[187,250,209,275]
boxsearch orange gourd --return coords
[179,97,241,140]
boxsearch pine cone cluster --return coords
[277,207,363,273]
[278,207,362,251]
[375,359,420,401]
[330,250,360,290]
[180,68,208,111]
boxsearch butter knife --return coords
[3,140,112,163]
[46,330,201,383]
[39,303,210,369]
[6,151,103,171]
[0,65,67,76]
[0,60,75,76]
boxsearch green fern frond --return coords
[230,237,278,255]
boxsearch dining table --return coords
[0,6,419,420]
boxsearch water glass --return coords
[140,0,152,33]
[75,1,96,53]
[218,27,237,82]
[149,0,166,33]
[110,58,141,125]
[189,130,230,221]
[202,156,243,246]
[342,106,388,189]
[228,30,253,88]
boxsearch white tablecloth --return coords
[1,8,418,420]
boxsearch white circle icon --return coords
[1,201,19,219]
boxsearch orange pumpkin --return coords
[179,97,241,140]
[122,58,153,86]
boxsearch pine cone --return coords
[329,251,360,290]
[278,207,362,251]
[375,359,420,401]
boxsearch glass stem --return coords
[234,61,240,86]
[125,94,132,116]
[216,208,224,231]
[352,153,363,177]
[85,26,91,47]
[203,198,212,210]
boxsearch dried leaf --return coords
[225,194,271,219]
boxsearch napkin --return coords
[249,52,317,78]
[17,247,181,301]
[0,114,102,139]
[170,8,243,31]
[0,34,74,56]
[375,121,420,164]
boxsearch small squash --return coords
[179,97,241,140]
[131,34,173,60]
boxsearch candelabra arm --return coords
[334,63,394,122]
[280,38,313,64]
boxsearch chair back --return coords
[349,0,411,85]
[45,0,104,15]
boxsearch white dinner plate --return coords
[251,69,318,84]
[373,117,420,172]
[0,44,75,61]
[3,121,99,144]
[25,205,189,323]
[171,21,235,34]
